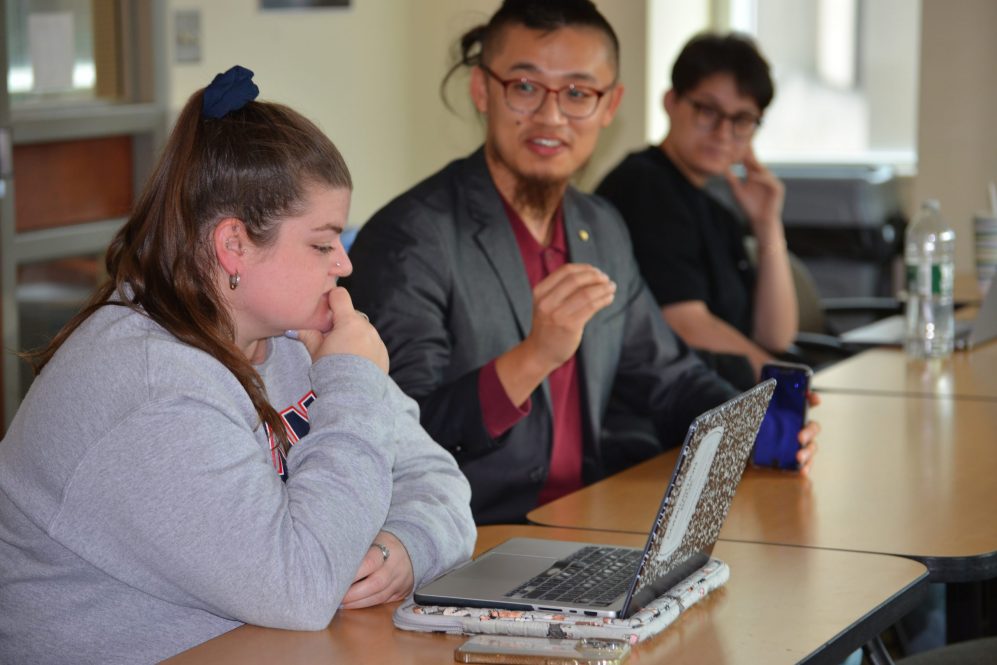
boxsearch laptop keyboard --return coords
[505,546,642,607]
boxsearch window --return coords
[5,0,149,103]
[724,0,921,168]
[5,0,95,97]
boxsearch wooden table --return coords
[165,525,927,665]
[813,343,997,400]
[528,392,997,583]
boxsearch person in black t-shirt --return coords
[597,32,795,387]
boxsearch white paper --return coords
[28,12,75,92]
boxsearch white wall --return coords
[914,0,997,273]
[164,0,649,225]
[163,0,997,276]
[863,0,920,153]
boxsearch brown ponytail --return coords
[25,88,352,455]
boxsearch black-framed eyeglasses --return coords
[479,64,612,120]
[683,97,761,139]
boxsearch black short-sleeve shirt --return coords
[595,147,756,337]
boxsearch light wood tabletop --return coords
[813,343,997,399]
[528,392,997,582]
[164,525,927,665]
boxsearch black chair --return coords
[893,637,997,665]
[744,238,903,370]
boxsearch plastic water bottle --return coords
[904,199,955,358]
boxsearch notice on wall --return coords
[28,12,75,92]
[261,0,350,8]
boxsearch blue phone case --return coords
[752,363,811,470]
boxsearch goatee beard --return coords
[485,141,573,221]
[513,176,565,220]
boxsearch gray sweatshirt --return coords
[0,303,475,664]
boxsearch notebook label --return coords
[655,426,724,563]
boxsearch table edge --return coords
[799,566,929,665]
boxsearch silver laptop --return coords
[840,282,997,350]
[414,380,776,619]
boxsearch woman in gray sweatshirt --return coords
[0,66,476,664]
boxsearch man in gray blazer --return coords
[345,0,818,524]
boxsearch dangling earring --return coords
[229,272,241,290]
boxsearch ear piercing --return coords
[229,272,240,290]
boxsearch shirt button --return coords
[529,467,545,483]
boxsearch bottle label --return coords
[906,262,953,297]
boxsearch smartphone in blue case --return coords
[752,361,812,470]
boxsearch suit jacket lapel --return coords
[464,150,534,339]
[564,190,600,268]
[463,149,554,412]
[564,189,604,443]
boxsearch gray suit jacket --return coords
[345,148,737,524]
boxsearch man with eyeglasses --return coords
[597,32,795,389]
[345,3,817,524]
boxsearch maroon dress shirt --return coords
[477,199,584,505]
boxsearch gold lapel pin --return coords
[579,229,590,241]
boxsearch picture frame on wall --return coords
[261,0,350,9]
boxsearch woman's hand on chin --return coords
[294,288,389,373]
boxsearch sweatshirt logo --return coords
[265,391,316,479]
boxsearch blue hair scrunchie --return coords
[202,65,259,119]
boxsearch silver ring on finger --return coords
[372,542,389,562]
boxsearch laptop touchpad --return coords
[427,552,555,596]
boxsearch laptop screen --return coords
[625,380,775,610]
